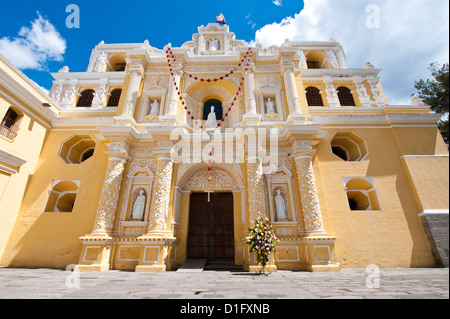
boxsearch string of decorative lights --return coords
[165,47,253,129]
[165,46,254,174]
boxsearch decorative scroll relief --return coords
[247,161,267,222]
[185,168,238,191]
[92,158,127,233]
[294,156,324,232]
[148,158,174,231]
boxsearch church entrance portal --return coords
[188,192,235,262]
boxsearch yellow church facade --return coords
[0,23,448,273]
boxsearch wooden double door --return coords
[187,192,235,262]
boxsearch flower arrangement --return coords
[246,217,279,273]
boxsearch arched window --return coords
[81,148,95,162]
[305,87,324,106]
[76,89,95,107]
[306,51,326,69]
[337,87,356,106]
[107,89,122,107]
[44,180,79,213]
[1,107,21,140]
[203,99,223,121]
[344,178,381,211]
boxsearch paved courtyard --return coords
[0,267,448,300]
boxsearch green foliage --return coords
[414,63,449,145]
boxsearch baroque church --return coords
[0,22,448,272]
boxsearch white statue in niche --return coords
[188,44,196,55]
[209,37,219,51]
[205,106,218,127]
[131,190,146,220]
[265,98,276,114]
[149,99,160,116]
[229,43,238,54]
[274,189,288,220]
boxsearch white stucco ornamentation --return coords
[247,159,266,222]
[92,157,127,233]
[148,158,173,231]
[294,156,324,233]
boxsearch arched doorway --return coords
[173,163,245,267]
[188,192,234,262]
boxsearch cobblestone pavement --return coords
[0,267,448,299]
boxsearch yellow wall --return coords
[1,130,108,268]
[0,93,48,264]
[315,128,438,268]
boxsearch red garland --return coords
[165,47,253,129]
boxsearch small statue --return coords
[274,189,288,220]
[205,106,218,127]
[209,37,219,51]
[149,99,160,116]
[188,44,196,55]
[265,98,276,114]
[131,190,146,220]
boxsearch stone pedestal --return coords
[134,237,177,273]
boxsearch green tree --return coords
[414,63,449,146]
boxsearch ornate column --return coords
[136,142,176,273]
[61,79,78,108]
[121,61,144,116]
[75,139,130,272]
[324,76,339,108]
[92,141,130,234]
[292,144,325,234]
[92,80,108,109]
[147,153,174,234]
[353,76,371,107]
[246,157,267,223]
[367,78,387,107]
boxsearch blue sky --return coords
[0,0,303,90]
[0,0,449,104]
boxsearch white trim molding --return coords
[0,149,27,174]
[418,210,449,216]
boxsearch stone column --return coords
[91,155,128,234]
[121,63,144,116]
[293,151,325,233]
[165,68,182,116]
[244,66,257,114]
[283,66,301,114]
[246,157,267,223]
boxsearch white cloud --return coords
[254,0,449,104]
[0,13,66,71]
[273,0,283,6]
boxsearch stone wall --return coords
[420,213,449,268]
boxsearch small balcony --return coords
[0,122,20,140]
